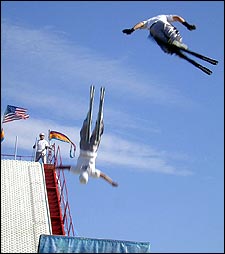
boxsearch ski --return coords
[175,50,212,75]
[85,85,95,142]
[177,47,218,65]
[95,87,105,143]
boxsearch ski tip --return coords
[209,59,218,65]
[200,67,212,75]
[100,86,105,95]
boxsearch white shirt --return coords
[36,139,49,155]
[70,149,101,178]
[142,15,175,30]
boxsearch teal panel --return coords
[38,234,150,253]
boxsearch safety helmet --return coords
[39,133,45,136]
[79,171,89,184]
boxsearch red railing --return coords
[52,145,76,236]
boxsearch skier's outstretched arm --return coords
[172,15,196,30]
[122,21,145,35]
[100,172,118,187]
[56,165,71,170]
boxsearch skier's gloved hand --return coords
[122,28,135,35]
[187,24,196,31]
[112,181,118,187]
[182,21,196,31]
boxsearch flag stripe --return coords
[49,131,72,144]
[1,128,4,142]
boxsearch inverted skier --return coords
[56,86,118,187]
[122,14,218,75]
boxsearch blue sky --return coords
[1,1,224,252]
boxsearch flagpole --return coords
[14,135,18,160]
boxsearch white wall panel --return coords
[1,160,52,253]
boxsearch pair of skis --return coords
[169,43,218,75]
[85,85,105,143]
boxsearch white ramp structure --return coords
[1,160,52,253]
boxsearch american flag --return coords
[2,105,29,123]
